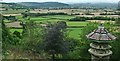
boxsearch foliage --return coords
[13,31,21,38]
[3,16,17,21]
[21,20,44,56]
[2,20,14,58]
[42,21,69,58]
[110,22,120,61]
[111,32,120,61]
[63,22,98,59]
[69,17,86,21]
[100,12,120,15]
[115,18,120,25]
[21,12,68,17]
[69,16,116,21]
[78,22,98,59]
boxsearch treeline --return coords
[100,12,120,15]
[21,12,68,17]
[3,16,17,21]
[69,16,117,21]
[71,13,94,15]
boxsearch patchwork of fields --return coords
[2,3,120,59]
[4,15,116,39]
[4,15,89,39]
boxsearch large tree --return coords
[43,21,69,59]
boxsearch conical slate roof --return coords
[86,24,116,41]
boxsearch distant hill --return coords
[0,2,28,9]
[17,2,70,8]
[70,3,118,9]
[0,2,118,9]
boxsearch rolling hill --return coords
[0,2,118,9]
[0,2,28,9]
[70,3,118,9]
[17,2,70,8]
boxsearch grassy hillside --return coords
[17,2,70,8]
[70,3,118,9]
[1,2,118,9]
[0,2,27,9]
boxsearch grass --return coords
[30,17,50,21]
[8,15,87,39]
[16,15,23,20]
[30,16,88,26]
[67,22,88,26]
[9,28,83,39]
[67,28,83,39]
[1,9,26,14]
[34,19,65,23]
[30,16,67,23]
[4,20,11,23]
[42,15,75,20]
[30,15,75,21]
[10,29,23,33]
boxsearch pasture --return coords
[5,15,116,40]
[1,9,26,14]
[8,15,89,39]
[67,28,83,39]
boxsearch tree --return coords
[5,8,8,11]
[22,13,28,18]
[2,20,13,58]
[111,32,120,61]
[76,22,98,59]
[116,18,120,25]
[13,31,21,38]
[21,21,44,59]
[43,21,69,59]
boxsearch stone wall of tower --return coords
[89,42,112,61]
[91,55,99,61]
[91,55,110,61]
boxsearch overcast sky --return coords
[0,0,119,3]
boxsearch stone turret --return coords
[86,24,116,61]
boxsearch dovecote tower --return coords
[86,24,116,61]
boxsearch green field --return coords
[9,15,88,39]
[4,20,12,23]
[34,19,65,23]
[1,9,26,14]
[30,15,88,27]
[30,15,75,21]
[67,22,88,26]
[10,29,23,33]
[31,17,50,21]
[67,28,83,39]
[10,28,82,39]
[42,15,75,20]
